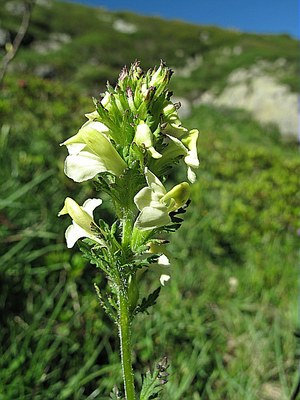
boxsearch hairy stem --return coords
[118,287,135,399]
[122,212,134,250]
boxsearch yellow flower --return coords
[161,103,200,182]
[58,197,102,248]
[134,168,190,230]
[61,121,127,182]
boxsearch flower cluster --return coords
[59,61,199,287]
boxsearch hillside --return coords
[1,0,299,138]
[0,1,299,399]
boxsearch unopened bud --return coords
[162,182,190,212]
[134,121,162,159]
[118,66,128,81]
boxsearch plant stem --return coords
[122,212,133,250]
[118,287,136,399]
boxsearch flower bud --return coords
[131,61,143,80]
[163,104,180,123]
[162,182,190,212]
[149,62,172,88]
[118,66,128,82]
[134,121,162,159]
[101,92,112,111]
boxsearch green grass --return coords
[1,0,299,94]
[0,1,299,398]
[1,74,298,398]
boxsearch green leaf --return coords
[94,283,117,322]
[140,357,169,400]
[134,287,161,316]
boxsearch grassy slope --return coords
[0,1,299,399]
[1,0,299,94]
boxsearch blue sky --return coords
[70,0,299,38]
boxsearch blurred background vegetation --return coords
[0,1,299,399]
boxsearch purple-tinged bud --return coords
[131,60,143,80]
[144,86,156,102]
[126,87,135,112]
[118,66,128,81]
[126,87,133,98]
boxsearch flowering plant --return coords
[59,61,199,399]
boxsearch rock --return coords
[34,64,56,78]
[49,32,71,44]
[233,45,243,55]
[31,32,71,54]
[112,19,137,34]
[31,41,61,54]
[5,1,25,16]
[199,31,209,42]
[174,55,203,78]
[198,67,299,141]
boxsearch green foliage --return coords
[133,287,161,317]
[0,0,298,95]
[1,1,299,399]
[140,357,169,400]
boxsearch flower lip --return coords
[162,129,199,183]
[61,121,127,182]
[134,168,190,230]
[161,182,190,213]
[58,197,102,248]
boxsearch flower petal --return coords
[160,274,171,286]
[134,205,171,230]
[59,197,103,248]
[165,134,188,155]
[59,197,94,233]
[157,254,170,266]
[82,132,127,176]
[134,187,163,211]
[82,198,102,217]
[162,182,190,212]
[182,129,199,168]
[65,222,87,248]
[134,122,162,159]
[148,146,162,159]
[64,152,112,182]
[82,120,109,133]
[85,111,100,120]
[144,168,166,196]
[187,167,196,183]
[64,142,86,155]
